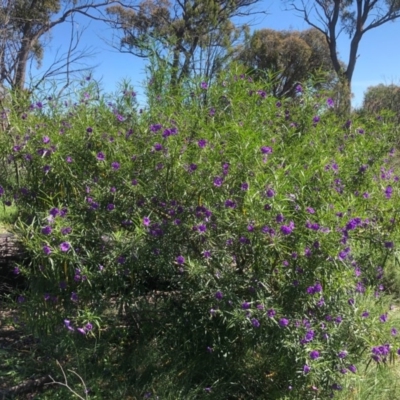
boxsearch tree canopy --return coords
[0,0,122,92]
[106,0,261,85]
[236,28,339,98]
[287,0,400,112]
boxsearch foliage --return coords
[288,0,400,114]
[106,0,258,85]
[362,84,400,123]
[2,67,400,399]
[0,0,124,92]
[235,28,339,98]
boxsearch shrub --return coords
[1,68,400,399]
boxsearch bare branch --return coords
[46,360,88,400]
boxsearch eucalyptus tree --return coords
[286,0,400,113]
[236,28,339,98]
[106,0,262,85]
[0,0,126,92]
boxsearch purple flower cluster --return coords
[371,344,391,362]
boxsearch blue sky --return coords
[34,0,400,107]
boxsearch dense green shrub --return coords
[362,84,400,123]
[1,69,400,399]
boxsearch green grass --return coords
[337,359,400,400]
[0,204,17,233]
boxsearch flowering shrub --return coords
[1,70,400,398]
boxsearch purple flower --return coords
[314,282,322,293]
[257,89,266,98]
[60,242,71,252]
[309,350,320,360]
[251,318,260,328]
[241,182,249,191]
[77,327,86,335]
[327,98,334,108]
[41,226,52,235]
[96,152,105,161]
[64,319,74,331]
[90,202,99,210]
[85,322,93,331]
[213,176,223,187]
[43,136,50,144]
[43,245,52,255]
[338,351,347,359]
[224,199,236,208]
[296,84,303,93]
[71,292,78,302]
[188,163,197,172]
[260,146,273,154]
[200,81,208,90]
[385,185,393,199]
[348,364,357,374]
[280,221,294,235]
[242,301,250,310]
[153,143,163,151]
[143,217,150,226]
[111,161,120,170]
[392,328,398,336]
[196,224,206,233]
[267,309,276,318]
[303,365,311,374]
[203,250,211,258]
[215,291,223,300]
[306,285,316,295]
[150,123,162,132]
[279,318,289,327]
[176,255,185,265]
[266,188,275,198]
[362,311,369,318]
[303,330,315,343]
[380,313,388,323]
[198,139,207,148]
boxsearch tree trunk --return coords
[170,44,181,89]
[337,74,352,117]
[14,36,32,91]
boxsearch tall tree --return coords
[236,28,339,98]
[106,0,261,86]
[286,0,400,113]
[0,0,122,92]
